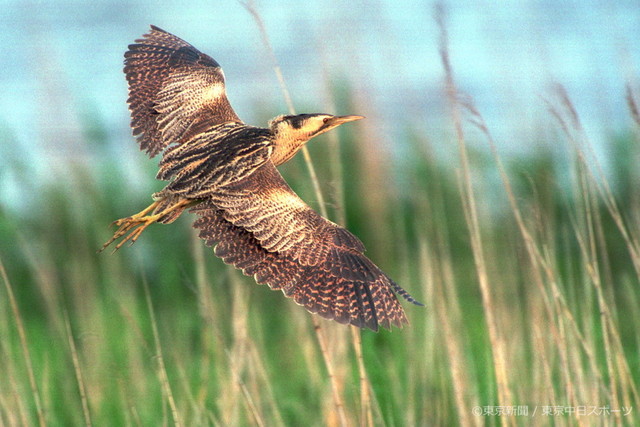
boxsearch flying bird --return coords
[101,25,421,331]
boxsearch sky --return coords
[0,0,639,198]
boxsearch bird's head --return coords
[269,113,364,143]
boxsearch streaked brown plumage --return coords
[101,25,421,331]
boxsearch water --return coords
[1,0,639,200]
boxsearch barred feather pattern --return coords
[157,123,273,195]
[152,121,421,330]
[191,200,410,331]
[120,26,422,330]
[209,162,365,264]
[158,125,365,265]
[124,25,241,157]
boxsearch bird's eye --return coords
[322,117,329,124]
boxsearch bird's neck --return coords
[271,132,309,166]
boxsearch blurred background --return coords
[2,0,639,206]
[1,1,640,425]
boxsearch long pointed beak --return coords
[331,115,365,126]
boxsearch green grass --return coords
[2,107,639,425]
[2,16,640,427]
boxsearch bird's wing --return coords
[157,131,419,330]
[190,200,412,331]
[209,161,368,264]
[156,123,273,195]
[124,25,241,157]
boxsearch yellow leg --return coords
[99,198,195,252]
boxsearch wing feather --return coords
[124,25,241,157]
[207,162,365,265]
[190,201,410,330]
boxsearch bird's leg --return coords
[99,198,195,252]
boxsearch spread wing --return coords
[190,199,415,331]
[124,25,241,157]
[180,158,420,330]
[209,162,367,265]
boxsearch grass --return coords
[1,8,640,427]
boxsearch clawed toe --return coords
[100,216,154,252]
[99,198,194,253]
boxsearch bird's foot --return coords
[99,200,163,252]
[100,214,159,252]
[99,198,196,253]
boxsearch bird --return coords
[101,25,422,331]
